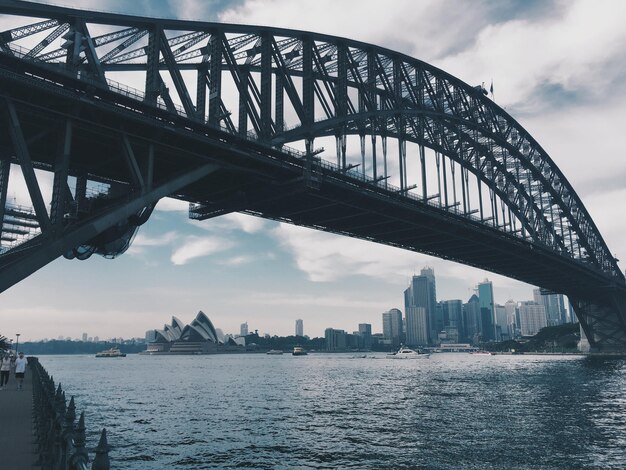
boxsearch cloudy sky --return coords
[1,0,626,342]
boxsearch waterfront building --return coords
[463,294,481,344]
[145,311,239,353]
[533,289,567,326]
[505,300,519,338]
[382,308,403,347]
[478,279,496,342]
[495,304,508,341]
[325,328,347,351]
[295,319,304,337]
[404,268,437,346]
[439,300,464,343]
[405,306,429,346]
[358,323,372,349]
[240,322,248,337]
[519,302,547,336]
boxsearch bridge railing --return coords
[28,357,110,470]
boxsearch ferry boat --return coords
[266,349,284,355]
[95,347,126,358]
[470,350,494,356]
[292,346,308,356]
[387,346,430,359]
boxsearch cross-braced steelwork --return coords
[1,0,625,350]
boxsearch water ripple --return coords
[39,353,626,469]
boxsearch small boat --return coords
[95,347,126,358]
[471,350,494,356]
[266,349,283,355]
[292,346,308,356]
[387,346,430,359]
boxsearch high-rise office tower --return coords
[404,268,437,346]
[477,279,496,341]
[505,300,518,338]
[82,332,88,342]
[440,300,464,343]
[519,301,547,336]
[358,323,372,349]
[295,319,304,337]
[240,322,248,337]
[382,309,403,346]
[463,294,481,344]
[325,328,347,351]
[495,304,508,341]
[533,289,567,326]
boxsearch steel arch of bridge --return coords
[0,1,625,350]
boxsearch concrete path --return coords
[0,365,39,469]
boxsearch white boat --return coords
[95,347,126,358]
[470,350,494,356]
[266,349,283,355]
[292,346,308,356]
[387,346,430,359]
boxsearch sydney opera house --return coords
[144,311,240,354]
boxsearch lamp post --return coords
[15,333,20,355]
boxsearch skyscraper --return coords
[82,332,88,342]
[438,300,466,342]
[240,322,248,337]
[533,289,567,326]
[505,300,518,338]
[325,328,347,351]
[404,268,437,346]
[477,279,496,341]
[382,309,403,347]
[463,294,481,344]
[519,301,547,336]
[495,305,508,341]
[358,323,372,349]
[295,319,304,337]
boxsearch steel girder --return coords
[0,1,625,349]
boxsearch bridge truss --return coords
[0,0,625,350]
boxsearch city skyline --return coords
[16,272,562,342]
[2,0,626,342]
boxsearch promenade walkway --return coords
[0,366,39,469]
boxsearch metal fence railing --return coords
[29,357,110,470]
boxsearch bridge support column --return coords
[570,293,626,352]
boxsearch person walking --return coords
[0,353,10,390]
[14,351,26,391]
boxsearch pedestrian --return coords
[0,353,10,390]
[14,351,26,391]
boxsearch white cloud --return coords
[155,198,189,212]
[220,213,269,233]
[195,212,272,234]
[219,251,276,266]
[435,1,626,111]
[133,231,178,247]
[170,236,234,265]
[273,223,443,283]
[218,0,490,60]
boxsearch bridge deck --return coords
[0,366,39,469]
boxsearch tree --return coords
[0,334,8,352]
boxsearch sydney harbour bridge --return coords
[0,1,624,351]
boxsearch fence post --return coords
[91,429,110,470]
[70,411,89,469]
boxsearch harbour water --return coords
[41,353,626,469]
